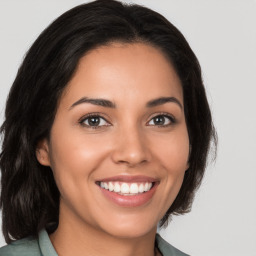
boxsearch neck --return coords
[50,206,157,256]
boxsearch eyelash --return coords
[78,112,176,129]
[147,113,176,127]
[79,113,111,129]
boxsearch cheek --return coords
[48,127,111,195]
[151,127,189,200]
[152,128,190,173]
[153,130,189,214]
[165,138,189,172]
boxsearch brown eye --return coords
[148,114,175,127]
[80,115,109,128]
[153,116,165,125]
[87,116,100,126]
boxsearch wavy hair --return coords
[0,0,217,243]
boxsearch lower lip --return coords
[99,183,158,207]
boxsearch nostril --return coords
[110,132,151,166]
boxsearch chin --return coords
[96,213,159,239]
[106,225,156,240]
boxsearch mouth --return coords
[96,181,155,196]
[96,176,159,207]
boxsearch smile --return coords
[96,176,159,207]
[99,181,153,195]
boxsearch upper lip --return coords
[97,175,158,183]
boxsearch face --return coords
[37,42,189,239]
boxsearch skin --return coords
[37,42,190,256]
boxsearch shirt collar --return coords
[38,229,58,256]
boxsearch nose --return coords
[111,126,151,167]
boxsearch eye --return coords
[80,114,110,128]
[147,114,175,127]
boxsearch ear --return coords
[185,163,190,171]
[185,145,191,171]
[36,138,51,166]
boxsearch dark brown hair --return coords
[0,0,216,243]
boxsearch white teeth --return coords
[114,183,121,192]
[108,182,114,191]
[99,181,153,195]
[138,184,144,193]
[121,183,130,194]
[104,182,108,189]
[130,183,139,194]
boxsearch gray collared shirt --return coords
[0,229,189,256]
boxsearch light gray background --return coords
[0,1,256,255]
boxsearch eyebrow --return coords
[146,97,183,109]
[69,97,116,110]
[69,96,182,110]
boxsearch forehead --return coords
[62,42,183,107]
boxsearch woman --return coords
[0,0,216,255]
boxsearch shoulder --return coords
[156,234,190,256]
[0,236,41,256]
